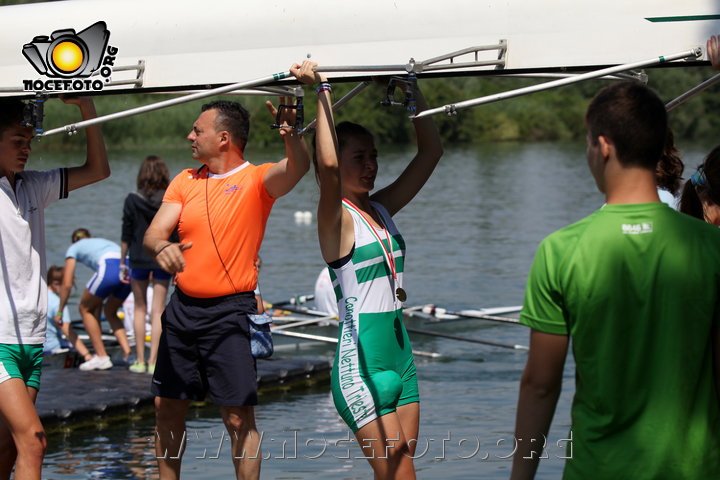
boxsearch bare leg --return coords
[354,407,418,480]
[148,279,169,368]
[220,406,261,480]
[0,406,17,480]
[0,380,45,480]
[396,402,420,456]
[155,397,190,480]
[105,296,132,358]
[130,279,150,364]
[78,290,108,357]
[60,323,92,361]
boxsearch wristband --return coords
[315,82,332,94]
[155,243,172,256]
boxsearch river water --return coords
[30,139,710,479]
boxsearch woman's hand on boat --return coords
[290,60,326,85]
[708,35,720,70]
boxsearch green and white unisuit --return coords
[329,200,418,433]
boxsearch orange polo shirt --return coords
[164,161,275,298]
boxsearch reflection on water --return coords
[46,421,158,479]
[36,141,710,479]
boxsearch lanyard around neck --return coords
[342,198,398,281]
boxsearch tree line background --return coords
[35,68,719,150]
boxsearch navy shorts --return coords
[87,255,131,300]
[130,267,172,281]
[151,288,258,406]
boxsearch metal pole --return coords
[301,81,371,135]
[272,330,441,358]
[40,71,293,136]
[414,48,702,119]
[316,64,410,73]
[665,72,720,111]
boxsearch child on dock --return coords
[43,265,92,362]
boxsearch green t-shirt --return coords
[521,202,720,479]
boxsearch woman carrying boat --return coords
[291,61,442,479]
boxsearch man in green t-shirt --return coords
[509,80,720,478]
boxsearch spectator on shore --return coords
[121,155,175,374]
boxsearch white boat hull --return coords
[0,0,718,96]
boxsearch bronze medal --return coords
[396,287,407,302]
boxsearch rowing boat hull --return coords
[0,0,718,97]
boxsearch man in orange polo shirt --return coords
[144,100,309,480]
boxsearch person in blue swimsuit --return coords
[56,228,132,370]
[292,61,443,479]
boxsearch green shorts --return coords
[0,344,43,390]
[331,310,419,432]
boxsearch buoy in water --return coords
[293,210,313,224]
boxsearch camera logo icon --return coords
[22,21,110,78]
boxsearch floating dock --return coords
[36,356,331,429]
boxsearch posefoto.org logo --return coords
[22,21,118,92]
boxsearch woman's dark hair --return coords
[310,121,374,180]
[47,265,64,283]
[656,128,684,196]
[679,145,720,221]
[137,155,170,196]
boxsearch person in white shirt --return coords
[0,96,109,480]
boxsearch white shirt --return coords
[658,188,678,210]
[0,168,67,344]
[313,267,338,317]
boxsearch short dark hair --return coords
[201,101,250,149]
[0,98,26,137]
[71,228,91,243]
[585,81,666,169]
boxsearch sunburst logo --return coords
[22,21,118,92]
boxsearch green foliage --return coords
[30,67,720,149]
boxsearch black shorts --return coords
[151,288,258,406]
